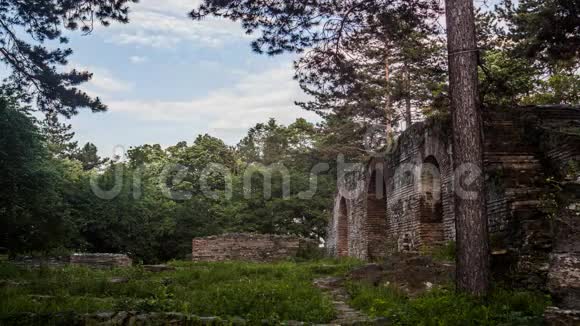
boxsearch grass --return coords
[0,258,552,325]
[0,258,362,324]
[419,241,457,263]
[347,282,550,326]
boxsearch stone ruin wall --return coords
[327,106,580,261]
[12,253,133,269]
[546,186,580,324]
[327,105,580,324]
[540,108,580,323]
[191,233,315,262]
[327,119,457,260]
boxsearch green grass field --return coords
[0,259,361,323]
[347,282,550,326]
[0,258,550,325]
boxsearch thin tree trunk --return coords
[385,56,392,135]
[445,0,490,296]
[404,63,412,127]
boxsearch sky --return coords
[65,0,318,158]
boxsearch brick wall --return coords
[327,119,455,259]
[327,105,580,288]
[336,197,349,257]
[191,233,316,262]
[366,167,388,260]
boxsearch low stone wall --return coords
[11,253,132,269]
[11,256,69,268]
[70,253,132,268]
[191,233,316,262]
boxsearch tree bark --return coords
[385,56,392,136]
[404,63,412,128]
[445,0,490,296]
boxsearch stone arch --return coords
[419,156,445,247]
[366,167,388,260]
[337,197,349,257]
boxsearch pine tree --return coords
[0,0,137,117]
[40,111,78,158]
[192,0,492,296]
[72,143,108,171]
[192,0,444,158]
[445,0,490,296]
[499,0,580,63]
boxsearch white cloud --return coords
[135,0,202,14]
[105,0,249,49]
[90,70,133,93]
[107,64,317,139]
[129,55,148,64]
[72,64,134,96]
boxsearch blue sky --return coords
[64,0,317,157]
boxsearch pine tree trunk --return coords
[404,64,412,128]
[445,0,490,296]
[385,56,392,137]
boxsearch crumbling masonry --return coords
[327,106,580,320]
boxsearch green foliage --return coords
[0,0,138,116]
[64,118,336,263]
[521,71,580,105]
[0,258,548,324]
[1,99,335,263]
[429,241,456,262]
[498,0,580,63]
[477,2,580,107]
[71,143,108,171]
[348,283,550,326]
[0,260,362,323]
[40,112,78,158]
[192,0,578,160]
[192,0,447,159]
[347,282,408,314]
[0,98,73,255]
[479,50,538,106]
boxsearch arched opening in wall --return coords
[366,169,387,260]
[337,197,349,257]
[419,156,445,247]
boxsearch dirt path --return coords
[313,277,374,325]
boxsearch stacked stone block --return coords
[191,233,316,262]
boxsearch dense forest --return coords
[0,0,578,267]
[0,101,336,263]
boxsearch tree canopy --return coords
[0,97,335,262]
[0,0,137,117]
[191,0,579,159]
[0,0,578,267]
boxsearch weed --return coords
[348,282,550,326]
[0,260,357,323]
